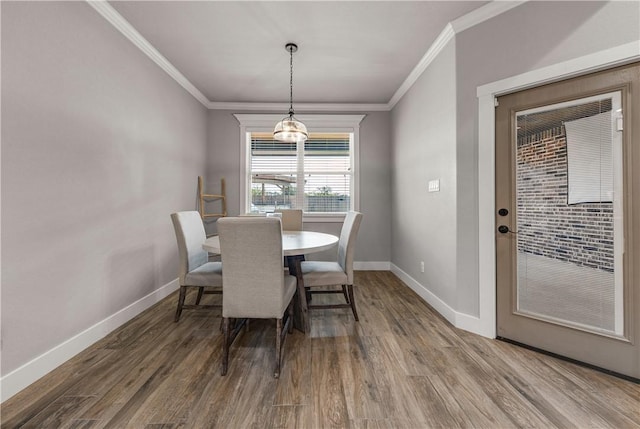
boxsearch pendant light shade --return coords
[274,43,308,142]
[273,116,308,142]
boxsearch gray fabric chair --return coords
[170,211,223,322]
[300,211,363,322]
[217,216,296,378]
[276,209,304,268]
[276,209,303,231]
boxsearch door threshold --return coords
[496,337,639,384]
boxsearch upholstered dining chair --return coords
[299,211,363,321]
[276,209,303,231]
[277,209,304,268]
[170,211,223,322]
[217,217,296,378]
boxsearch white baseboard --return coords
[0,279,180,403]
[354,261,391,271]
[455,311,494,338]
[390,264,457,325]
[390,264,493,338]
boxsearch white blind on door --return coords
[565,111,613,204]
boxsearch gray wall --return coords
[390,1,639,317]
[391,39,458,305]
[1,2,209,375]
[207,110,391,263]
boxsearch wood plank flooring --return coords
[2,271,639,428]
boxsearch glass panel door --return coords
[514,92,624,337]
[496,62,640,379]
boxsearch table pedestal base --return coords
[286,255,309,333]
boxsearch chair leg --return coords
[341,285,349,303]
[221,317,230,376]
[195,287,205,304]
[287,300,294,334]
[174,286,187,322]
[347,284,359,321]
[274,318,283,378]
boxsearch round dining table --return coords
[202,230,339,332]
[202,230,338,257]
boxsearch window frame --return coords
[235,114,365,222]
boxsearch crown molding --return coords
[387,23,455,109]
[86,0,210,107]
[234,114,366,128]
[450,1,527,33]
[87,0,525,111]
[208,101,389,112]
[387,1,527,109]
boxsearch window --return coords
[235,114,365,220]
[250,132,352,213]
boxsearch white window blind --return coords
[565,111,613,204]
[249,132,353,214]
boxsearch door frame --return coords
[475,41,640,339]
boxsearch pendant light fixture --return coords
[273,43,308,142]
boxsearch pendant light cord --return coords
[274,43,307,142]
[289,45,294,117]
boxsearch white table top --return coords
[203,230,338,256]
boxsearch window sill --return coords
[242,212,347,223]
[303,213,347,223]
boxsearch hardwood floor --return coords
[2,271,639,428]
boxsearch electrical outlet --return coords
[428,179,440,192]
[420,261,425,273]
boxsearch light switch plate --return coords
[428,179,440,192]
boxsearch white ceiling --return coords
[106,1,491,107]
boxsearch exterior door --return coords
[495,63,640,378]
